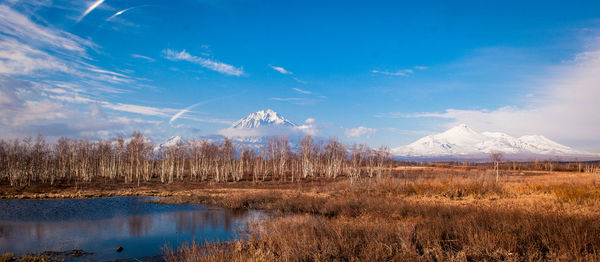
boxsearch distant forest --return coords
[0,132,393,186]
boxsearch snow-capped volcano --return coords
[217,109,314,147]
[155,110,315,150]
[154,136,184,151]
[231,109,296,129]
[392,124,598,160]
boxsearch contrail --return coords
[169,96,233,125]
[106,7,136,21]
[90,5,151,36]
[170,102,205,125]
[78,0,105,22]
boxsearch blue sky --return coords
[1,0,599,151]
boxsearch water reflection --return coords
[0,197,263,261]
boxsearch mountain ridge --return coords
[392,124,599,160]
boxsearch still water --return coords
[0,196,264,261]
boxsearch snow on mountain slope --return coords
[231,109,296,129]
[155,110,314,151]
[216,109,316,148]
[154,136,184,151]
[392,124,596,159]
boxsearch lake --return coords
[0,196,264,261]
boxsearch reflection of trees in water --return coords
[127,215,152,237]
[0,224,13,240]
[169,209,249,237]
[35,223,43,241]
[0,206,260,254]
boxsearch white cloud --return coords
[345,126,377,138]
[218,125,316,138]
[78,0,104,22]
[293,77,307,84]
[163,49,245,76]
[0,77,69,126]
[292,87,312,94]
[269,65,292,74]
[305,118,315,124]
[296,124,318,136]
[0,5,137,87]
[131,53,155,62]
[107,7,135,21]
[0,39,71,74]
[0,6,178,140]
[414,66,428,70]
[169,101,207,125]
[404,46,600,151]
[371,69,413,77]
[40,87,176,118]
[100,102,176,117]
[0,5,92,52]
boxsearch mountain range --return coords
[157,110,598,160]
[392,124,599,160]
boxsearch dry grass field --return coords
[2,165,600,261]
[157,166,600,261]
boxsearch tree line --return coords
[0,132,394,186]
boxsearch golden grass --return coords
[160,169,600,261]
[3,167,600,261]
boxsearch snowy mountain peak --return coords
[164,136,183,146]
[392,125,597,159]
[154,136,184,151]
[231,109,296,129]
[440,124,480,137]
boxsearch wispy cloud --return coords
[0,4,138,88]
[106,6,135,21]
[0,39,70,74]
[163,49,245,76]
[292,87,312,94]
[0,5,91,52]
[131,53,155,62]
[269,97,302,101]
[0,5,185,140]
[371,66,427,77]
[269,64,308,83]
[371,69,413,77]
[169,95,235,125]
[344,126,377,138]
[43,89,177,118]
[293,77,307,84]
[170,103,200,125]
[269,65,292,74]
[78,0,104,22]
[271,88,326,105]
[100,102,175,117]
